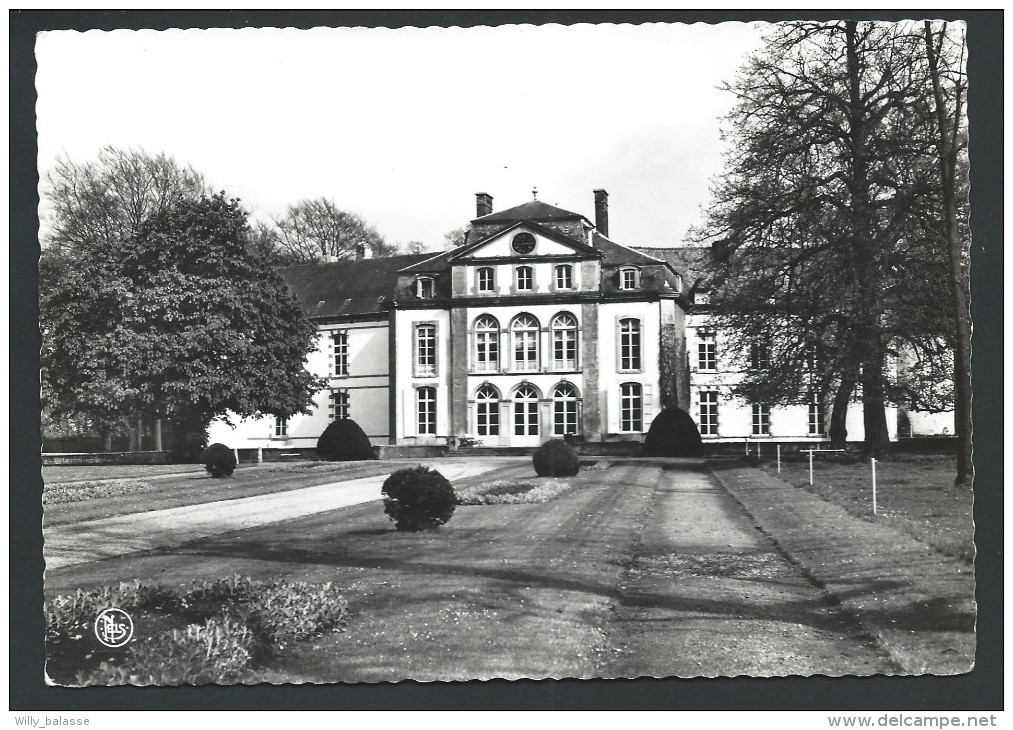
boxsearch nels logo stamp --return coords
[94,608,133,648]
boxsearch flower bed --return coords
[455,478,574,505]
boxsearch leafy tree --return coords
[41,192,325,457]
[402,241,428,255]
[272,197,396,263]
[42,146,208,257]
[700,20,963,457]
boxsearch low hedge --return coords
[532,439,581,477]
[381,466,456,531]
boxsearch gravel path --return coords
[597,463,894,677]
[43,461,502,571]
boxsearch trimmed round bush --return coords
[532,439,580,477]
[202,443,236,477]
[316,418,374,461]
[641,408,703,457]
[381,466,456,532]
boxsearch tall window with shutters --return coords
[619,318,642,371]
[414,324,437,377]
[620,383,643,432]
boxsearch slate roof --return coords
[280,253,433,319]
[471,199,590,225]
[592,233,672,267]
[634,246,713,289]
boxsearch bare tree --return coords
[272,197,395,263]
[923,20,972,487]
[702,20,955,457]
[42,146,209,257]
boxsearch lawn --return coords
[43,460,408,527]
[762,454,974,562]
[45,462,659,683]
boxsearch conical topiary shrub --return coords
[316,418,374,461]
[202,443,237,477]
[641,407,703,457]
[532,439,581,477]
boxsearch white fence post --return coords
[808,449,814,486]
[777,445,782,473]
[872,457,878,515]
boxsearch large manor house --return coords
[210,190,952,452]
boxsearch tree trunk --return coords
[829,370,856,447]
[844,21,892,460]
[103,431,113,453]
[154,418,163,452]
[126,416,139,452]
[924,22,973,488]
[136,418,144,452]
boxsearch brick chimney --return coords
[593,189,609,237]
[475,192,493,218]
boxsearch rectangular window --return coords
[553,401,578,436]
[751,403,770,436]
[516,266,533,291]
[620,268,638,290]
[417,387,437,435]
[415,324,437,377]
[329,390,349,421]
[698,332,717,371]
[478,268,495,292]
[332,330,348,376]
[620,383,643,432]
[274,417,288,437]
[620,319,642,371]
[476,402,499,436]
[750,342,769,370]
[513,330,538,371]
[555,264,573,289]
[553,329,577,369]
[475,332,498,372]
[416,277,434,298]
[699,390,719,436]
[513,402,539,436]
[808,399,825,436]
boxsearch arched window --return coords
[477,267,495,292]
[475,384,500,436]
[511,314,539,372]
[552,382,580,436]
[515,265,534,291]
[513,384,540,436]
[551,313,578,370]
[619,318,641,371]
[473,315,499,373]
[620,383,643,432]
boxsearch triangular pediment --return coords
[447,220,601,262]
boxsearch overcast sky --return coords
[36,23,766,251]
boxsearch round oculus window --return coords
[511,232,536,255]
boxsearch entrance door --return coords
[512,384,541,447]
